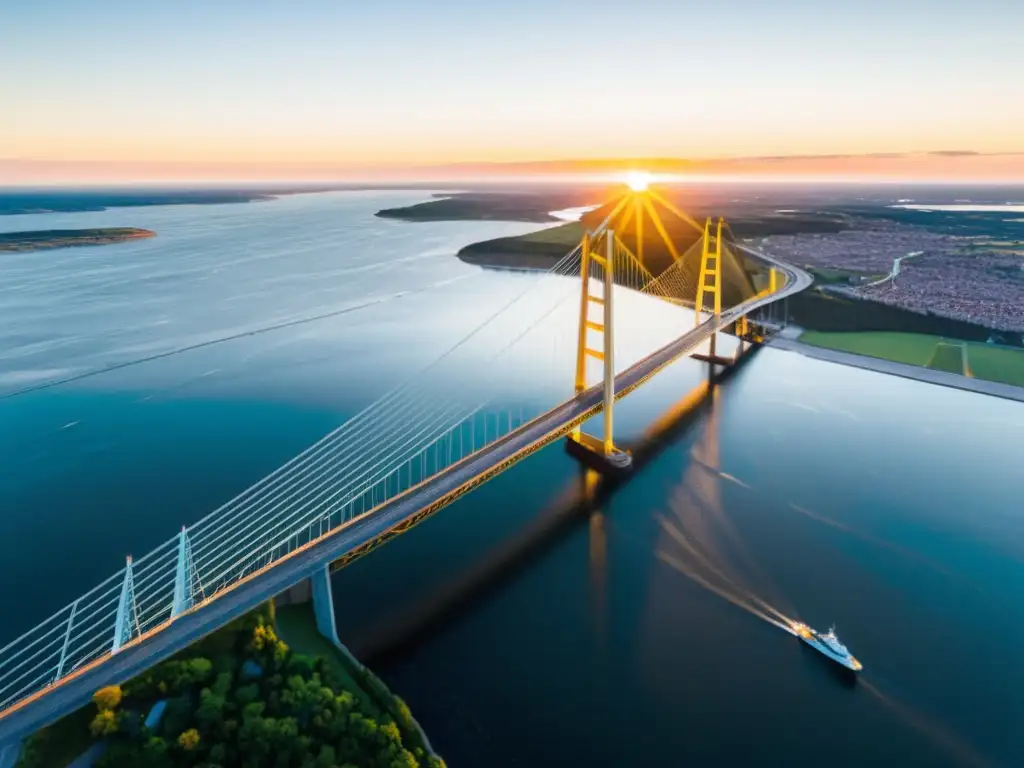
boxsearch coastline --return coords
[0,184,463,217]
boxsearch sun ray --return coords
[641,196,683,263]
[647,189,705,234]
[634,194,644,268]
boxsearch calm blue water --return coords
[1,191,1022,766]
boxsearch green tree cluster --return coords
[62,608,447,768]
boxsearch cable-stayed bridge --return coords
[0,187,811,747]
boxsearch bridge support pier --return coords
[310,564,344,651]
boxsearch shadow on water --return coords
[653,352,800,637]
[353,351,757,663]
[650,371,996,767]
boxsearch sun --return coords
[624,171,652,192]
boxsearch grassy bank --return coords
[798,330,1024,387]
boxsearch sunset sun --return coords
[625,171,652,192]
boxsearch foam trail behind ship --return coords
[656,550,796,635]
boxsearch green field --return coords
[806,266,885,285]
[966,344,1024,387]
[927,342,965,374]
[799,331,946,366]
[798,330,1024,388]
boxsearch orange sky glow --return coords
[6,2,1023,185]
[3,153,1023,186]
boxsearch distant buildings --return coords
[767,220,1024,334]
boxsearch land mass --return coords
[0,228,156,253]
[376,190,611,223]
[0,184,474,216]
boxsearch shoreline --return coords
[769,336,1024,403]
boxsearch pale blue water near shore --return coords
[1,191,1022,765]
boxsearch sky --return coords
[3,0,1024,182]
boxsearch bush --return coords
[186,657,214,685]
[286,653,316,678]
[211,671,233,696]
[177,728,200,751]
[196,688,226,730]
[160,694,192,737]
[93,685,122,711]
[316,745,337,767]
[89,709,118,737]
[235,682,260,706]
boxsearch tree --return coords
[249,624,273,652]
[89,709,118,737]
[211,670,233,696]
[379,720,402,745]
[93,685,122,711]
[316,745,337,768]
[161,694,192,736]
[272,639,290,668]
[390,750,420,768]
[242,701,266,720]
[235,682,260,706]
[186,657,214,686]
[286,653,316,679]
[141,737,172,768]
[177,728,200,751]
[196,688,226,730]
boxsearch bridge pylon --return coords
[568,228,632,473]
[691,217,738,366]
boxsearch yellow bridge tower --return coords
[565,184,775,469]
[568,229,633,472]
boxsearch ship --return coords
[791,621,862,672]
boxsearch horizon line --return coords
[3,152,1024,186]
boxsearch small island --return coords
[0,228,156,253]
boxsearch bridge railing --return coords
[0,532,181,711]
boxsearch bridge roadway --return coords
[0,245,810,744]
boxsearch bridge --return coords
[0,185,811,751]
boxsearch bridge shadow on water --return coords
[350,346,762,665]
